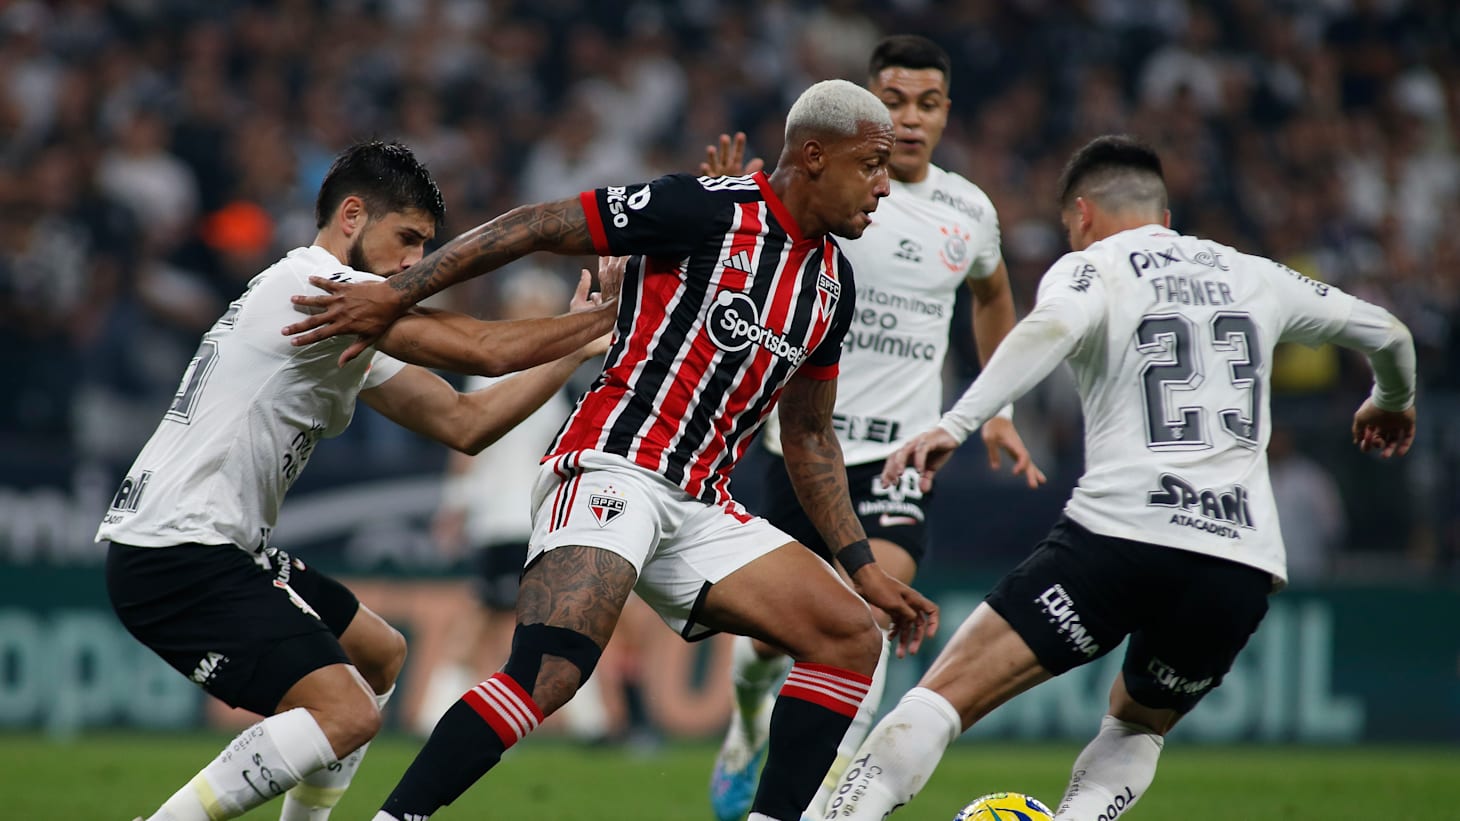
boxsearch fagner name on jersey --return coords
[1150,275,1235,307]
[1147,473,1254,531]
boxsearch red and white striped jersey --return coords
[550,171,856,503]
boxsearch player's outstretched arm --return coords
[283,196,596,363]
[361,345,598,455]
[372,266,616,376]
[779,372,938,657]
[967,262,1046,489]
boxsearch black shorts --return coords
[105,541,359,716]
[758,447,932,565]
[470,540,528,611]
[985,516,1270,713]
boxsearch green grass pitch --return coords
[2,733,1454,820]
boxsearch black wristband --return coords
[836,538,875,575]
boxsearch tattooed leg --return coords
[513,545,638,715]
[374,546,637,819]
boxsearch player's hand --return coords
[980,416,1047,489]
[1352,399,1416,458]
[570,268,602,312]
[699,132,765,178]
[849,565,938,658]
[284,277,406,366]
[596,255,628,304]
[883,427,961,493]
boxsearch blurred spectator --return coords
[1270,426,1347,584]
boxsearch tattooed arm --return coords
[778,371,939,655]
[777,373,865,555]
[283,197,596,365]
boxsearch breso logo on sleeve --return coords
[604,185,651,229]
[706,290,809,365]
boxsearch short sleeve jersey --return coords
[96,246,406,552]
[549,172,856,503]
[1040,225,1358,582]
[763,163,1001,464]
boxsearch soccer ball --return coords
[953,791,1054,821]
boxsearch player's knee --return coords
[317,686,383,755]
[800,601,882,674]
[502,623,604,714]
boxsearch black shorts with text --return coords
[985,515,1271,713]
[105,541,358,716]
[758,446,932,566]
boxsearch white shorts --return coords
[529,450,794,639]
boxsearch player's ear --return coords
[338,195,367,237]
[802,138,827,175]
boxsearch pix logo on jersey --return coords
[588,486,628,527]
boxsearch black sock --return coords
[751,662,872,820]
[381,673,543,818]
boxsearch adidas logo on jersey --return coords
[720,249,753,276]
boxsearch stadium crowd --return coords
[2,0,1457,576]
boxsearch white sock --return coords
[823,687,961,820]
[148,708,336,821]
[410,662,476,736]
[807,635,890,816]
[1054,714,1165,820]
[731,635,791,731]
[278,686,393,820]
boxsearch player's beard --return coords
[346,231,372,274]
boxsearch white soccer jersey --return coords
[938,225,1415,583]
[764,164,1002,465]
[97,246,406,552]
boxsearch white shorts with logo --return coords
[529,449,795,639]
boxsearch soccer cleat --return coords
[709,694,774,821]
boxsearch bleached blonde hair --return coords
[784,79,892,141]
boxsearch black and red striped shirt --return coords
[548,171,856,503]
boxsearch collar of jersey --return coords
[753,170,816,247]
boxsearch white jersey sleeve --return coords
[1261,260,1416,411]
[97,246,395,553]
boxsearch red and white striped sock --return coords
[751,662,872,820]
[462,673,545,749]
[379,673,544,820]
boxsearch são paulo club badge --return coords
[588,486,627,527]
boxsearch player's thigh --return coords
[105,541,351,716]
[1120,550,1271,716]
[984,517,1144,678]
[695,534,880,668]
[917,603,1053,729]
